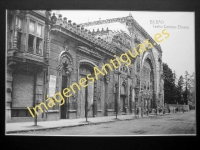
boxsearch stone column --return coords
[127,79,129,113]
[46,25,51,60]
[153,92,157,115]
[117,71,121,114]
[129,85,132,113]
[6,66,14,122]
[13,11,20,49]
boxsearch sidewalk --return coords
[6,113,168,134]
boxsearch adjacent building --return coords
[6,10,164,122]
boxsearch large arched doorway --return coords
[141,56,155,112]
[119,64,129,114]
[120,80,127,113]
[58,52,73,119]
[78,61,97,118]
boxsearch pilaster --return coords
[6,66,14,122]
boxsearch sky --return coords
[54,10,195,79]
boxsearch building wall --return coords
[6,11,164,122]
[6,10,50,123]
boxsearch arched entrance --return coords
[141,54,156,112]
[78,61,97,118]
[119,64,129,114]
[120,80,127,113]
[58,52,73,119]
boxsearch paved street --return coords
[11,110,195,135]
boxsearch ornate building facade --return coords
[6,10,164,122]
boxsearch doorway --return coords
[61,75,67,119]
[79,76,94,118]
[120,95,126,112]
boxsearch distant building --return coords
[6,10,164,122]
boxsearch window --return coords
[16,17,23,50]
[37,24,42,37]
[36,37,42,54]
[27,19,44,55]
[28,34,34,53]
[16,17,22,30]
[17,32,22,50]
[29,20,35,34]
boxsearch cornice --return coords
[79,17,127,27]
[50,14,116,57]
[80,15,162,52]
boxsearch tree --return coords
[173,71,179,103]
[180,71,195,105]
[162,63,194,106]
[184,72,195,106]
[177,75,184,104]
[163,63,176,104]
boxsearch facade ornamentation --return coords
[71,94,77,103]
[105,74,110,83]
[137,62,140,72]
[137,78,140,87]
[6,10,163,122]
[122,80,126,87]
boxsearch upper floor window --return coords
[16,17,22,30]
[27,19,44,55]
[29,20,35,34]
[16,17,23,50]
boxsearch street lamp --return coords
[140,89,144,117]
[114,83,118,119]
[135,86,140,117]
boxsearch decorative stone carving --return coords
[114,83,118,94]
[68,94,77,103]
[160,77,164,92]
[14,10,20,15]
[122,80,126,87]
[120,64,128,74]
[97,84,101,102]
[58,53,73,75]
[129,66,132,75]
[51,13,57,23]
[144,81,146,89]
[137,78,140,87]
[105,74,110,83]
[137,62,140,72]
[57,64,63,72]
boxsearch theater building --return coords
[6,10,164,122]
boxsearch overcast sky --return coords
[55,10,195,79]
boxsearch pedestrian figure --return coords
[158,108,162,115]
[146,108,149,116]
[163,108,165,115]
[175,107,178,113]
[137,107,139,117]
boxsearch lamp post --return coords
[135,86,139,117]
[140,89,144,117]
[114,83,118,119]
[117,70,121,119]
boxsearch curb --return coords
[6,113,173,134]
[6,119,119,134]
[6,117,134,134]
